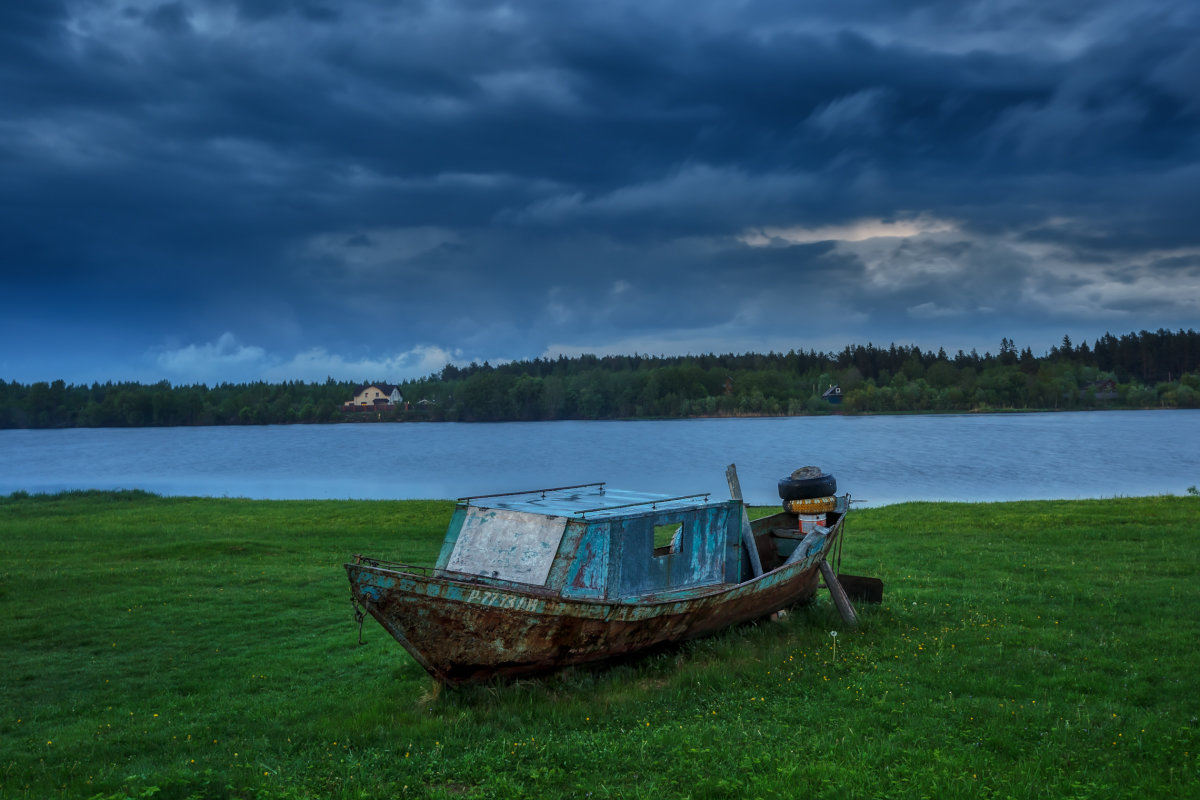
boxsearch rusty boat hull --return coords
[346,503,847,684]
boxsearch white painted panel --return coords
[445,507,567,585]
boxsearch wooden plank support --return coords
[819,557,859,627]
[726,463,764,577]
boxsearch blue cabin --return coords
[433,484,744,600]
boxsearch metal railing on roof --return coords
[457,482,606,504]
[573,492,713,516]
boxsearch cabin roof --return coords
[460,483,721,520]
[355,383,401,394]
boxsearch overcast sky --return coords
[3,0,1198,385]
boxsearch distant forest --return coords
[2,329,1198,429]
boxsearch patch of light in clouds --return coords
[263,344,467,383]
[740,216,957,247]
[153,333,268,382]
[152,334,472,384]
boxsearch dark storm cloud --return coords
[1,0,1197,382]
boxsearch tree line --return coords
[2,329,1198,429]
[0,379,357,429]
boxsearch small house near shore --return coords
[345,383,403,411]
[822,385,843,404]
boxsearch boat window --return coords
[653,522,681,556]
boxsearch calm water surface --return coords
[1,411,1196,506]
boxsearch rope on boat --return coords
[834,510,845,575]
[351,597,367,645]
[833,493,851,576]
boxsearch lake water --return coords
[0,411,1196,507]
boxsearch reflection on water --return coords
[1,410,1196,507]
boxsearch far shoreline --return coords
[1,402,1191,431]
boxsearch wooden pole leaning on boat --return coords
[819,557,859,627]
[725,463,764,578]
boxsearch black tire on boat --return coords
[777,468,837,501]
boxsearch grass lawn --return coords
[1,490,1197,799]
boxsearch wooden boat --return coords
[346,475,853,684]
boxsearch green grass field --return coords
[1,491,1197,799]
